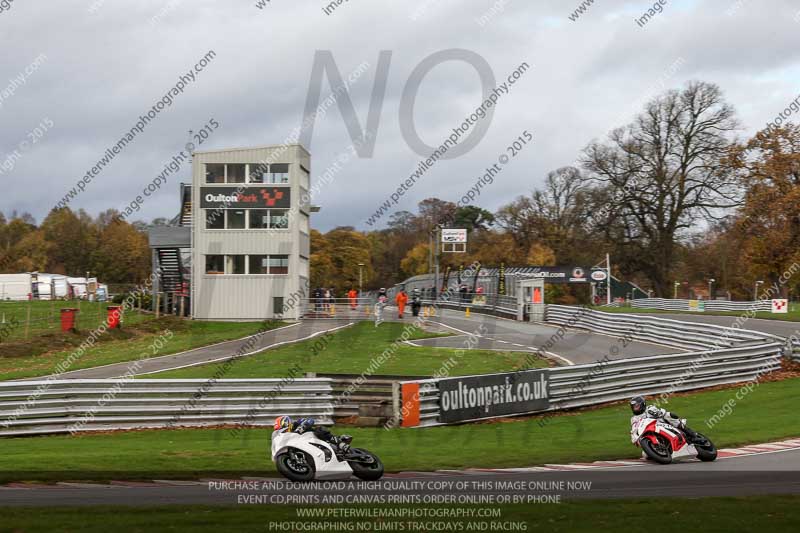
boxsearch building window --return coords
[226,255,246,274]
[269,255,289,274]
[248,255,289,274]
[205,255,224,274]
[206,254,289,275]
[205,209,225,229]
[227,209,246,229]
[227,164,246,183]
[248,162,268,183]
[270,163,290,184]
[206,164,225,183]
[249,209,270,229]
[249,255,269,274]
[269,210,289,229]
[273,297,285,315]
[204,208,289,230]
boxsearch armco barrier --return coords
[0,378,334,437]
[545,305,784,351]
[308,372,428,420]
[420,296,517,319]
[394,305,786,427]
[630,298,772,312]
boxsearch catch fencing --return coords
[395,306,786,427]
[420,293,517,319]
[301,298,374,320]
[0,378,334,437]
[630,298,772,312]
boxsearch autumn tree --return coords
[310,229,335,289]
[0,214,38,273]
[309,228,373,294]
[582,81,740,296]
[10,230,51,272]
[728,124,800,297]
[400,243,430,277]
[40,207,97,275]
[90,216,150,283]
[416,198,456,232]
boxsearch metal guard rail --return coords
[545,305,785,351]
[631,298,772,312]
[397,305,786,426]
[0,378,334,437]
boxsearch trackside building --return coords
[189,144,312,320]
[149,145,310,320]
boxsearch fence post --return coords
[25,299,31,339]
[155,293,161,318]
[179,296,185,317]
[391,381,401,429]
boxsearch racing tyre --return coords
[640,436,673,464]
[276,448,315,482]
[348,448,384,481]
[694,434,718,462]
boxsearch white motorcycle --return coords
[271,430,384,481]
[631,416,717,464]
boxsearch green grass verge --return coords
[1,377,796,482]
[0,300,154,341]
[0,319,283,381]
[592,304,800,322]
[147,321,547,379]
[0,497,798,532]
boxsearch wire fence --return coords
[0,299,153,343]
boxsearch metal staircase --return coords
[156,248,184,293]
[179,184,192,227]
[150,182,192,315]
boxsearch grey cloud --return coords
[0,0,797,229]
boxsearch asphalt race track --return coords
[45,320,356,379]
[619,312,800,339]
[413,308,676,365]
[1,444,797,506]
[32,308,681,378]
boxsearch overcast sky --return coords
[1,0,799,231]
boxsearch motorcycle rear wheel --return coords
[276,449,315,482]
[694,434,718,462]
[347,448,384,481]
[640,436,673,464]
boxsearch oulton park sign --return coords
[200,186,291,209]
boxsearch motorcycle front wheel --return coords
[276,448,315,482]
[347,448,384,481]
[640,436,673,464]
[694,434,718,462]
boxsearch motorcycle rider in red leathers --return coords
[629,396,701,442]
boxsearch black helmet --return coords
[630,396,646,415]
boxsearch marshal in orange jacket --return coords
[395,291,408,318]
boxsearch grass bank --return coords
[146,321,547,379]
[0,318,283,381]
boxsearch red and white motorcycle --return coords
[631,416,717,464]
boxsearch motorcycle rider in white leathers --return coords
[374,288,388,326]
[629,396,701,442]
